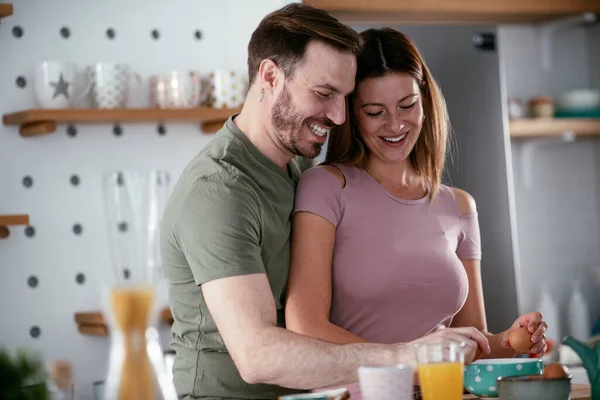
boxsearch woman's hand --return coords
[502,312,548,358]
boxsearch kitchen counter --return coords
[463,383,590,399]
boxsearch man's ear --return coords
[257,59,281,95]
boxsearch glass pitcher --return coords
[101,170,177,400]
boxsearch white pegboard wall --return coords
[0,0,292,398]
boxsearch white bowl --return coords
[556,89,600,110]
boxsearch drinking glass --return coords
[416,340,465,400]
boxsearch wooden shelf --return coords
[74,307,173,337]
[0,214,29,239]
[2,107,240,137]
[0,3,13,20]
[510,118,600,138]
[304,0,600,24]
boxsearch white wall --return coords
[589,24,600,89]
[499,21,600,343]
[0,1,292,398]
[500,25,592,102]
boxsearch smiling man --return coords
[160,4,491,400]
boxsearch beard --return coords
[271,84,328,159]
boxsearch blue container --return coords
[464,358,544,398]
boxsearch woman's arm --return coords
[285,167,368,344]
[451,258,518,359]
[449,188,549,358]
[449,188,517,358]
[451,265,548,359]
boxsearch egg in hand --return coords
[509,327,534,353]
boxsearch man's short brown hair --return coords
[247,3,361,86]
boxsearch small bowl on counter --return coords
[464,358,544,398]
[497,374,572,400]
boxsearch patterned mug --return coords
[205,69,249,108]
[87,63,142,109]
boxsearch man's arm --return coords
[202,273,399,389]
[203,273,491,389]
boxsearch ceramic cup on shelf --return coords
[206,69,249,108]
[33,61,92,109]
[529,96,554,118]
[87,63,143,109]
[150,70,208,108]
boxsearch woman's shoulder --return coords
[299,164,349,189]
[439,184,477,216]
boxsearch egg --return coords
[509,327,534,353]
[543,363,570,379]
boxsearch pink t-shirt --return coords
[293,164,481,343]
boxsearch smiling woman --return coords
[323,28,448,201]
[285,27,548,399]
[353,74,424,177]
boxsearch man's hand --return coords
[408,327,491,365]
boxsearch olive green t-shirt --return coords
[160,115,308,399]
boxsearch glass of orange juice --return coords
[416,340,465,400]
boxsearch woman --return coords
[285,28,547,368]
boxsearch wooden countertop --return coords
[463,383,590,399]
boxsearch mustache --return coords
[306,118,336,129]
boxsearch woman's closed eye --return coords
[365,102,416,117]
[399,101,417,110]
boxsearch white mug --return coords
[358,364,414,400]
[87,63,142,109]
[34,61,92,109]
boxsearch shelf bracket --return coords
[200,120,225,133]
[521,131,576,189]
[0,214,30,239]
[20,121,57,137]
[540,12,597,72]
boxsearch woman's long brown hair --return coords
[324,28,451,201]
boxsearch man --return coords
[160,4,489,399]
